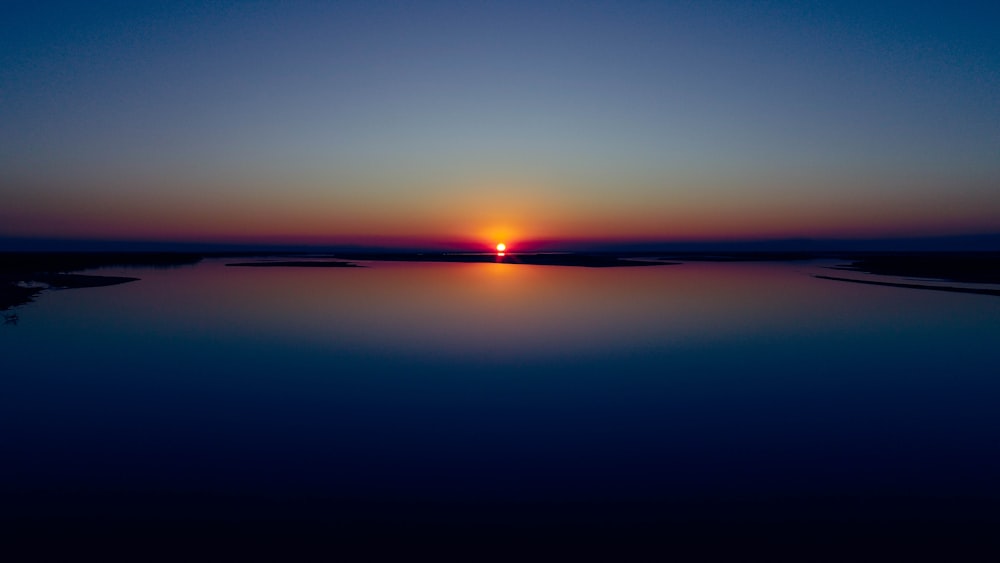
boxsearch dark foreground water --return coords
[3,259,1000,558]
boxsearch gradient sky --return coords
[2,1,999,249]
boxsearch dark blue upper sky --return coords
[2,1,998,246]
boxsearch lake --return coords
[3,257,999,554]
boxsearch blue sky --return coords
[2,1,998,247]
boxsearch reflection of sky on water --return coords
[2,260,1000,504]
[37,258,992,360]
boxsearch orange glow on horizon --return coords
[11,176,999,247]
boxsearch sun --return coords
[496,243,506,252]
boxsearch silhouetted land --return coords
[330,252,675,267]
[5,250,999,310]
[0,251,203,274]
[1,273,141,310]
[0,252,202,310]
[816,275,1000,296]
[829,252,1000,283]
[657,251,819,262]
[650,250,1000,295]
[227,260,361,267]
[812,252,1000,296]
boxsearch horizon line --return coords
[2,232,1000,253]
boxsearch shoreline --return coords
[227,260,362,268]
[815,274,1000,296]
[4,250,998,310]
[1,252,202,310]
[327,252,676,267]
[0,273,141,310]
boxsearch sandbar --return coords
[329,252,675,267]
[829,253,1000,284]
[1,252,200,310]
[227,261,361,267]
[815,274,1000,296]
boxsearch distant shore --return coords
[828,254,1000,284]
[816,252,1000,296]
[3,250,998,310]
[326,252,676,268]
[815,275,1000,297]
[227,260,361,268]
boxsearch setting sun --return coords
[496,243,506,252]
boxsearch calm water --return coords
[3,259,1000,526]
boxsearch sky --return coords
[2,0,999,250]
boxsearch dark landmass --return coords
[816,275,1000,297]
[829,252,1000,283]
[330,252,675,267]
[3,250,671,310]
[0,273,140,310]
[1,252,201,310]
[0,282,40,311]
[816,252,1000,296]
[540,233,1000,253]
[657,251,819,262]
[227,260,361,267]
[0,251,203,274]
[5,250,1000,309]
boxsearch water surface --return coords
[3,259,999,534]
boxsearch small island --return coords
[5,250,999,311]
[326,252,676,268]
[227,260,362,268]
